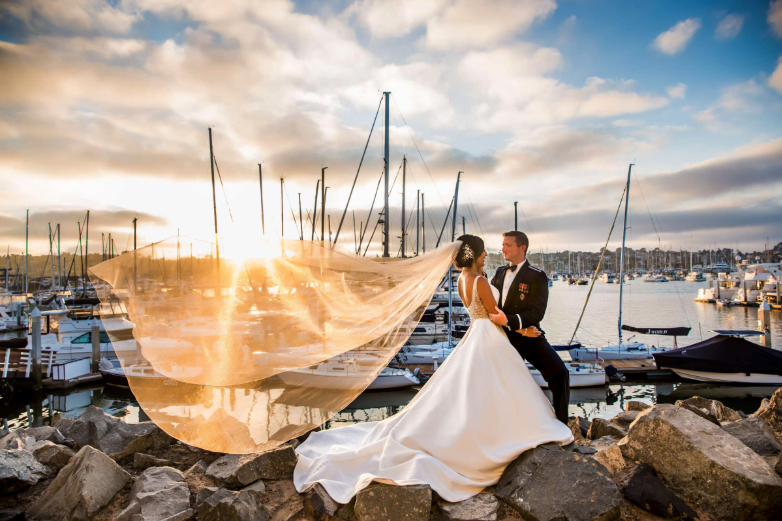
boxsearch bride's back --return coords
[459,274,490,320]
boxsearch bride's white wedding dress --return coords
[293,276,573,503]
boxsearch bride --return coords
[293,234,574,504]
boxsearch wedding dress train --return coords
[293,278,573,503]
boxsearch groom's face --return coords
[502,237,523,262]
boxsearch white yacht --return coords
[598,272,617,284]
[528,362,606,388]
[278,361,420,390]
[730,264,780,304]
[685,271,705,282]
[696,271,744,301]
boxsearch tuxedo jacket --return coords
[490,262,548,336]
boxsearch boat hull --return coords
[670,369,782,385]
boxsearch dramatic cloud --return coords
[715,14,744,40]
[0,0,140,34]
[770,0,782,38]
[769,56,782,94]
[666,83,687,99]
[347,0,450,39]
[652,18,701,55]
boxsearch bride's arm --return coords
[476,277,507,326]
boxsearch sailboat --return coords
[569,164,690,361]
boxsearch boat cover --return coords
[0,337,28,348]
[622,325,691,336]
[653,335,782,375]
[553,343,582,351]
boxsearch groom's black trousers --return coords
[507,334,570,424]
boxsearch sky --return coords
[1,0,781,258]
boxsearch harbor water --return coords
[2,279,780,432]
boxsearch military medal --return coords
[520,294,525,301]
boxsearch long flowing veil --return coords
[88,237,459,453]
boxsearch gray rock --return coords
[590,435,618,452]
[593,443,627,476]
[618,404,782,520]
[676,402,720,425]
[0,431,33,451]
[675,396,742,424]
[438,493,498,521]
[21,426,70,446]
[611,410,639,430]
[496,443,621,521]
[751,388,782,437]
[133,452,175,470]
[587,418,627,440]
[30,439,75,472]
[195,487,270,521]
[624,464,697,519]
[0,449,50,495]
[625,400,651,412]
[569,416,589,437]
[566,419,584,441]
[98,421,172,460]
[722,417,781,457]
[196,486,221,506]
[54,405,122,449]
[569,444,597,455]
[116,466,191,521]
[304,483,339,520]
[240,479,266,502]
[28,445,131,520]
[205,444,296,488]
[184,459,209,479]
[355,484,432,521]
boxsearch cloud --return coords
[693,107,716,122]
[347,0,450,38]
[770,0,782,38]
[718,79,765,111]
[652,18,701,55]
[0,0,140,34]
[769,56,782,94]
[425,0,557,50]
[612,119,641,127]
[666,83,687,99]
[715,13,744,40]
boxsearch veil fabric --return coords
[89,237,459,453]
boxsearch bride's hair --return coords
[454,234,485,269]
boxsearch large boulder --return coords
[30,439,75,472]
[205,444,296,488]
[303,483,339,520]
[117,466,192,521]
[438,493,498,521]
[625,401,651,412]
[21,426,74,447]
[0,431,33,451]
[751,387,782,437]
[354,484,432,521]
[675,396,742,424]
[569,416,590,437]
[722,417,781,457]
[592,443,627,477]
[54,406,171,459]
[0,449,50,495]
[618,404,782,520]
[587,418,626,440]
[28,445,131,521]
[495,443,622,521]
[624,464,698,519]
[610,410,639,430]
[195,488,270,521]
[567,419,584,441]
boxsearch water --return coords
[2,280,780,432]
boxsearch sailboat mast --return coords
[56,225,61,290]
[258,163,265,235]
[416,189,420,256]
[447,172,461,348]
[321,167,327,244]
[421,193,425,254]
[514,201,518,231]
[208,128,220,265]
[312,179,319,241]
[617,163,633,346]
[25,209,29,294]
[383,91,390,257]
[401,155,406,257]
[280,178,284,238]
[298,193,303,240]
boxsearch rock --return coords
[593,443,627,476]
[569,444,597,455]
[438,493,498,521]
[334,499,357,521]
[304,484,339,520]
[618,404,782,520]
[263,479,304,521]
[625,400,651,412]
[133,452,175,470]
[675,396,742,424]
[566,419,584,441]
[117,466,192,521]
[776,454,782,477]
[21,426,71,446]
[184,459,209,479]
[589,435,619,453]
[54,405,122,449]
[611,410,639,430]
[196,487,270,521]
[98,421,173,460]
[676,402,720,425]
[569,416,590,437]
[587,418,627,440]
[751,388,782,437]
[240,480,266,503]
[0,512,24,521]
[196,486,221,506]
[205,444,296,488]
[0,449,50,495]
[354,484,432,521]
[30,439,75,472]
[495,443,621,521]
[28,445,131,520]
[0,431,33,450]
[624,464,698,519]
[722,417,781,457]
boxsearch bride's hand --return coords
[517,326,541,337]
[489,309,507,326]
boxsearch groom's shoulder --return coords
[526,263,547,278]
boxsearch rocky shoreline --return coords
[2,389,782,521]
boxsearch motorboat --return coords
[696,271,743,301]
[598,272,617,284]
[730,264,780,304]
[528,362,606,388]
[643,274,668,283]
[685,271,705,282]
[653,332,782,384]
[278,360,420,390]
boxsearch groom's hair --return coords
[502,231,529,252]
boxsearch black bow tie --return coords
[508,264,518,273]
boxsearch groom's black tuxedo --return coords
[491,262,570,424]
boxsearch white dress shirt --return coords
[500,259,527,307]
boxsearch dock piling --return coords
[91,321,101,372]
[31,307,41,390]
[759,301,772,349]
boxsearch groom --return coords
[491,231,570,424]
